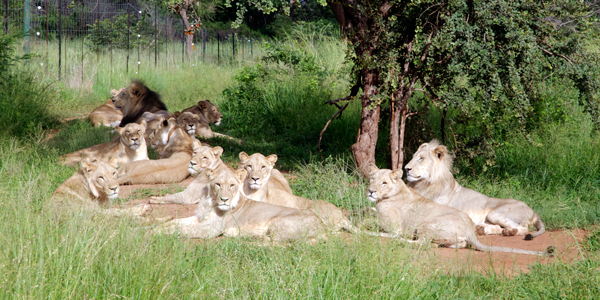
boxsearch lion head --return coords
[112,81,167,126]
[206,168,247,212]
[174,111,200,137]
[404,140,453,184]
[238,152,278,190]
[189,145,224,175]
[198,100,223,126]
[80,157,119,201]
[367,164,405,202]
[116,120,146,150]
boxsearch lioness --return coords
[155,168,326,242]
[405,140,546,239]
[89,88,123,127]
[117,118,193,184]
[367,165,551,256]
[182,100,223,126]
[60,121,149,168]
[112,81,168,126]
[173,111,240,142]
[239,152,355,233]
[52,157,151,217]
[149,145,234,204]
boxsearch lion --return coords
[52,157,151,217]
[173,111,240,142]
[112,81,168,126]
[154,168,326,242]
[117,117,193,185]
[239,152,355,233]
[182,100,223,126]
[149,145,234,205]
[367,165,552,256]
[60,121,149,168]
[89,88,123,127]
[405,140,546,240]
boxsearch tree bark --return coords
[351,69,380,175]
[179,2,193,59]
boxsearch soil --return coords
[116,177,589,277]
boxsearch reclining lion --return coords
[52,157,151,217]
[367,165,552,256]
[154,168,326,242]
[112,81,169,126]
[174,111,240,142]
[149,144,234,204]
[405,140,545,240]
[117,118,193,184]
[60,121,149,168]
[88,88,123,127]
[239,152,355,233]
[182,100,223,126]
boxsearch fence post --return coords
[23,0,30,55]
[3,0,7,34]
[58,0,62,80]
[154,0,157,67]
[127,0,130,74]
[181,19,184,64]
[217,34,220,64]
[232,32,235,61]
[203,28,206,62]
[80,1,84,84]
[251,37,253,58]
[46,0,49,70]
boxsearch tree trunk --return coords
[179,5,193,59]
[389,93,400,170]
[351,69,380,175]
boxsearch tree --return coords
[166,0,221,58]
[228,0,599,175]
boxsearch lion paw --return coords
[476,225,486,235]
[502,228,518,236]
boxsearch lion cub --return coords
[60,121,149,168]
[239,152,356,233]
[149,144,234,205]
[367,164,551,256]
[154,168,326,242]
[117,117,193,184]
[52,157,151,217]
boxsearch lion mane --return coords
[113,81,167,126]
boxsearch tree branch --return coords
[535,44,573,66]
[318,101,351,161]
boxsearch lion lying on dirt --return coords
[239,152,355,233]
[117,118,193,184]
[149,144,233,204]
[367,165,552,256]
[60,121,149,168]
[405,140,546,240]
[52,157,151,217]
[112,81,169,126]
[154,168,326,242]
[89,88,123,127]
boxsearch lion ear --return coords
[389,169,403,184]
[368,163,379,176]
[417,143,429,151]
[139,119,147,128]
[108,156,119,168]
[80,159,93,176]
[265,154,278,166]
[198,101,208,110]
[433,145,447,160]
[212,146,224,159]
[110,89,119,96]
[206,169,216,181]
[174,111,182,118]
[130,82,143,97]
[235,169,247,182]
[116,126,124,135]
[239,152,250,164]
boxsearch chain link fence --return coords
[1,0,263,81]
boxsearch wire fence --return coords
[1,0,264,81]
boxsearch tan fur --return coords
[182,100,223,125]
[174,111,200,138]
[88,88,123,127]
[149,145,234,204]
[367,165,548,255]
[179,101,241,142]
[60,121,149,168]
[154,168,326,242]
[52,157,151,217]
[405,140,546,239]
[112,81,168,126]
[239,152,355,233]
[117,118,193,184]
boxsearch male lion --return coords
[117,118,193,184]
[154,168,326,242]
[149,145,234,205]
[367,165,552,256]
[88,88,123,127]
[52,157,151,217]
[239,152,356,233]
[112,81,168,126]
[405,140,546,240]
[60,121,149,168]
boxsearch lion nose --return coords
[405,167,411,172]
[110,186,118,192]
[367,189,375,195]
[131,137,138,142]
[220,197,229,203]
[190,161,196,166]
[251,177,259,182]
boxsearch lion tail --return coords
[468,236,553,257]
[525,215,546,240]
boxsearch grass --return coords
[1,31,600,297]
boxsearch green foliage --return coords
[0,34,58,139]
[583,229,600,253]
[86,14,154,52]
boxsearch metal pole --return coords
[251,37,253,58]
[203,28,206,62]
[154,0,157,67]
[81,1,84,84]
[127,0,130,74]
[3,0,7,34]
[217,34,220,64]
[137,34,140,74]
[181,19,184,64]
[58,0,62,80]
[23,0,30,55]
[232,32,235,61]
[46,0,49,70]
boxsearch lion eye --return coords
[230,184,235,189]
[215,183,221,189]
[261,166,266,170]
[126,131,130,134]
[193,151,197,155]
[419,157,423,161]
[137,130,140,134]
[113,172,117,177]
[382,182,387,185]
[98,176,104,181]
[247,166,252,170]
[203,157,207,160]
